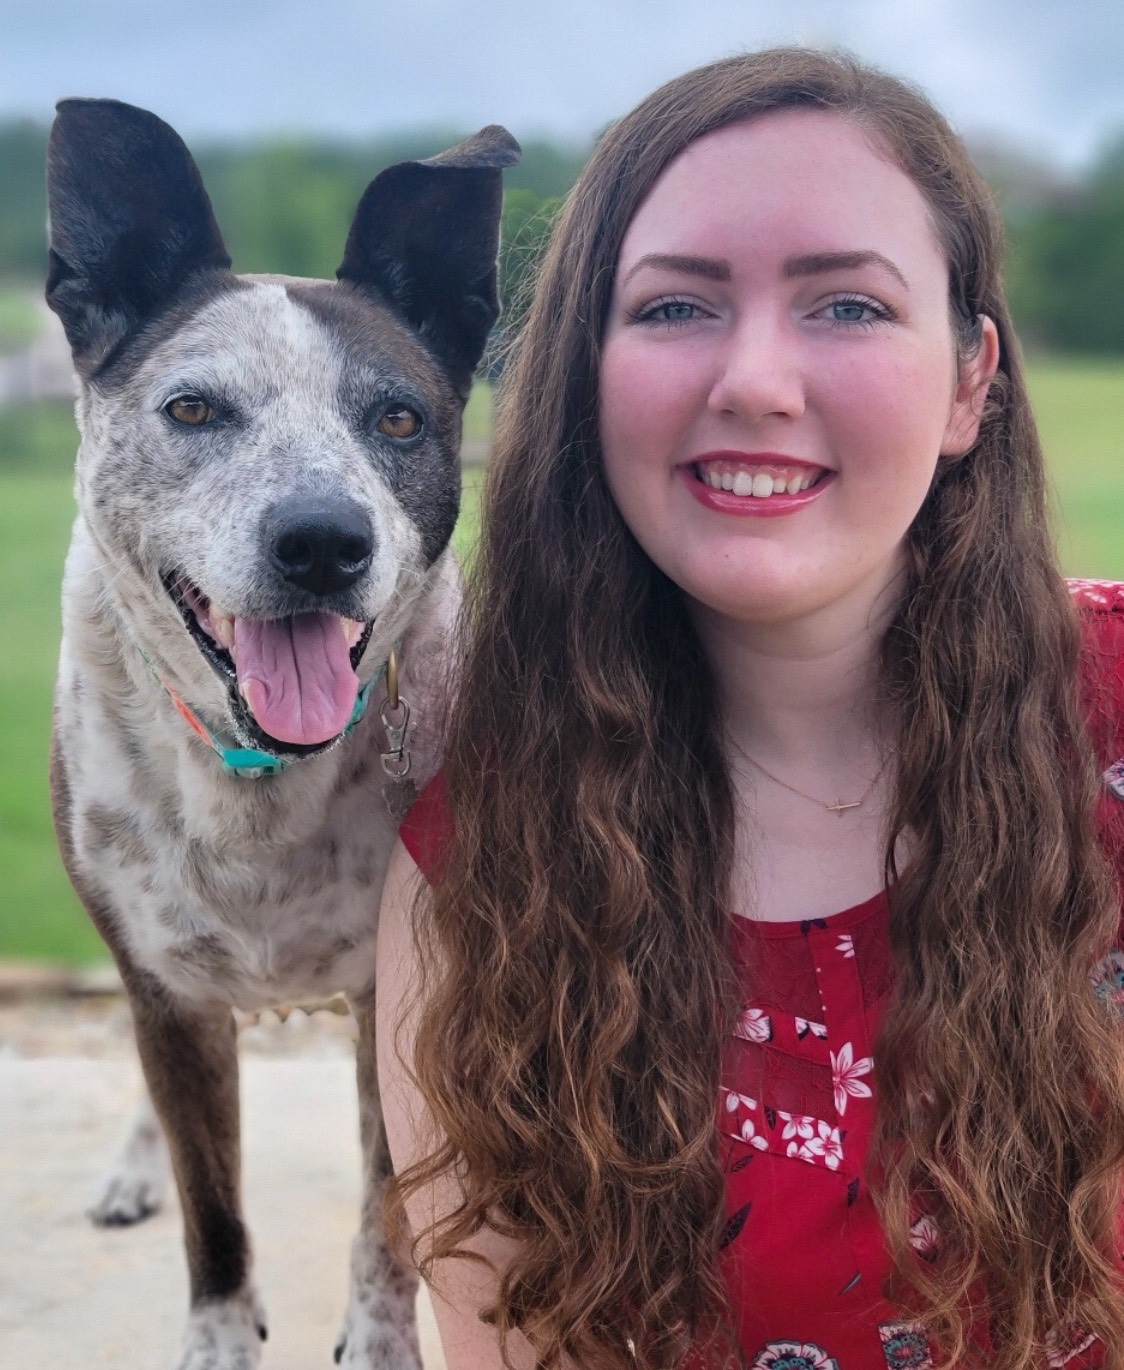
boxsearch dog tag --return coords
[383,776,420,824]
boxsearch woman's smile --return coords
[684,453,832,517]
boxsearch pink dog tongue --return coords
[233,613,358,747]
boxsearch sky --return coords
[2,0,1123,170]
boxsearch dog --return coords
[45,98,517,1369]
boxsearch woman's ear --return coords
[940,315,1001,458]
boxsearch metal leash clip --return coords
[379,648,412,780]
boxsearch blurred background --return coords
[1,0,1122,967]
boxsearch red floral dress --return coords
[400,579,1124,1370]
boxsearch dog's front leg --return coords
[335,990,423,1369]
[129,979,267,1370]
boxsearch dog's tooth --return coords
[211,610,235,649]
[341,617,364,648]
[239,680,256,710]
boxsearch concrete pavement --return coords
[0,1026,446,1368]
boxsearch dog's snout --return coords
[266,498,374,596]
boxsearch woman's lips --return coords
[682,454,834,517]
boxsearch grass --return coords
[1,358,1122,965]
[0,285,41,356]
[1025,356,1124,577]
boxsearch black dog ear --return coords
[337,125,521,400]
[46,99,231,375]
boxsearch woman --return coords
[377,48,1124,1370]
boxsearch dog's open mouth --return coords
[164,574,374,751]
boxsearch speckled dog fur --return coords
[45,99,518,1369]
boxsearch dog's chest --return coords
[63,701,398,1009]
[145,808,391,1009]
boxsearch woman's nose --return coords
[706,316,806,422]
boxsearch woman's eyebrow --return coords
[783,250,909,290]
[621,253,732,285]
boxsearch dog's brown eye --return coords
[166,395,213,426]
[376,405,423,440]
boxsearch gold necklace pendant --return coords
[728,736,893,816]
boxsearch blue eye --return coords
[832,301,869,323]
[629,296,708,328]
[820,295,894,329]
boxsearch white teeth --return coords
[341,617,364,648]
[239,680,256,708]
[699,466,820,496]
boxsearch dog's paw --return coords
[176,1290,267,1370]
[334,1234,422,1369]
[88,1102,171,1226]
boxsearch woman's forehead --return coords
[615,109,945,282]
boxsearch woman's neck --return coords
[689,592,897,767]
[690,593,904,923]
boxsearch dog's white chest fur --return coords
[71,742,391,1009]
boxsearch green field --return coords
[0,290,41,356]
[1,358,1122,965]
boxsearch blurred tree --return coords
[0,121,49,281]
[504,140,586,198]
[1005,134,1124,354]
[197,142,371,277]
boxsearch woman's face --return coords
[599,110,997,636]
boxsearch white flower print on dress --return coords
[779,1111,815,1142]
[908,1214,939,1261]
[835,933,855,958]
[795,1016,829,1040]
[739,1116,770,1150]
[725,1089,758,1115]
[734,1006,774,1044]
[1046,1328,1098,1368]
[831,1041,874,1115]
[749,1340,841,1370]
[785,1119,843,1171]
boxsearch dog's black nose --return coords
[265,498,374,596]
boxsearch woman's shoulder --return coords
[1067,580,1124,933]
[1069,579,1124,765]
[1069,577,1124,625]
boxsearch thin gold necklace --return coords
[728,736,894,817]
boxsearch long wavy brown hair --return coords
[397,48,1124,1369]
